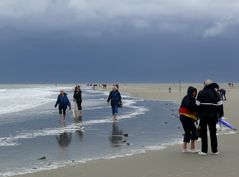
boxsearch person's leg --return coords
[78,103,82,111]
[199,119,208,153]
[113,105,118,121]
[208,120,218,153]
[77,102,82,116]
[190,121,198,150]
[180,117,191,151]
[59,106,63,115]
[115,106,118,115]
[111,105,117,120]
[111,105,115,116]
[62,108,66,119]
[190,140,195,150]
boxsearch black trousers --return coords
[199,118,218,153]
[76,101,82,110]
[59,106,66,115]
[180,115,198,143]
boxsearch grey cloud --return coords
[204,22,225,38]
[1,0,239,38]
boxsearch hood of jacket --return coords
[187,86,197,98]
[204,83,219,90]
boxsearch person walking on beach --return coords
[179,86,198,153]
[55,90,71,119]
[107,85,122,121]
[73,85,83,117]
[196,80,224,155]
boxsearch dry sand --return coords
[15,83,239,177]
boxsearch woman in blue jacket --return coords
[55,90,71,119]
[107,86,122,121]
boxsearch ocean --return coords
[0,84,185,176]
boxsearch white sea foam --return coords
[0,137,19,147]
[0,86,72,115]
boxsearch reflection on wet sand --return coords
[74,115,84,141]
[56,117,72,148]
[56,132,72,148]
[109,122,128,147]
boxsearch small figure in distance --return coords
[169,87,172,93]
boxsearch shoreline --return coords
[13,83,239,177]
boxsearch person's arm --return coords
[118,92,123,107]
[68,97,71,110]
[55,96,59,107]
[73,92,76,102]
[216,92,224,118]
[188,97,198,112]
[80,91,82,102]
[65,95,71,110]
[118,91,122,103]
[218,105,224,118]
[107,92,112,102]
[64,95,71,110]
[195,92,202,112]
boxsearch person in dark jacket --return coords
[55,90,71,118]
[218,88,226,101]
[73,85,82,115]
[179,86,198,153]
[196,80,224,155]
[107,85,122,121]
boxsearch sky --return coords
[0,0,239,83]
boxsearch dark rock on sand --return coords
[38,156,47,160]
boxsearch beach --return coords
[2,1,239,177]
[11,83,239,177]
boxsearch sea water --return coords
[0,84,183,176]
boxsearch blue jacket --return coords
[55,93,71,109]
[107,90,122,107]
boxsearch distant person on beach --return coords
[228,82,234,87]
[55,90,71,119]
[179,86,198,153]
[107,85,122,121]
[196,80,224,155]
[103,84,107,89]
[73,85,82,117]
[169,87,172,93]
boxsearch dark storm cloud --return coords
[1,0,239,37]
[0,0,239,83]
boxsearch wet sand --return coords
[15,83,239,177]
